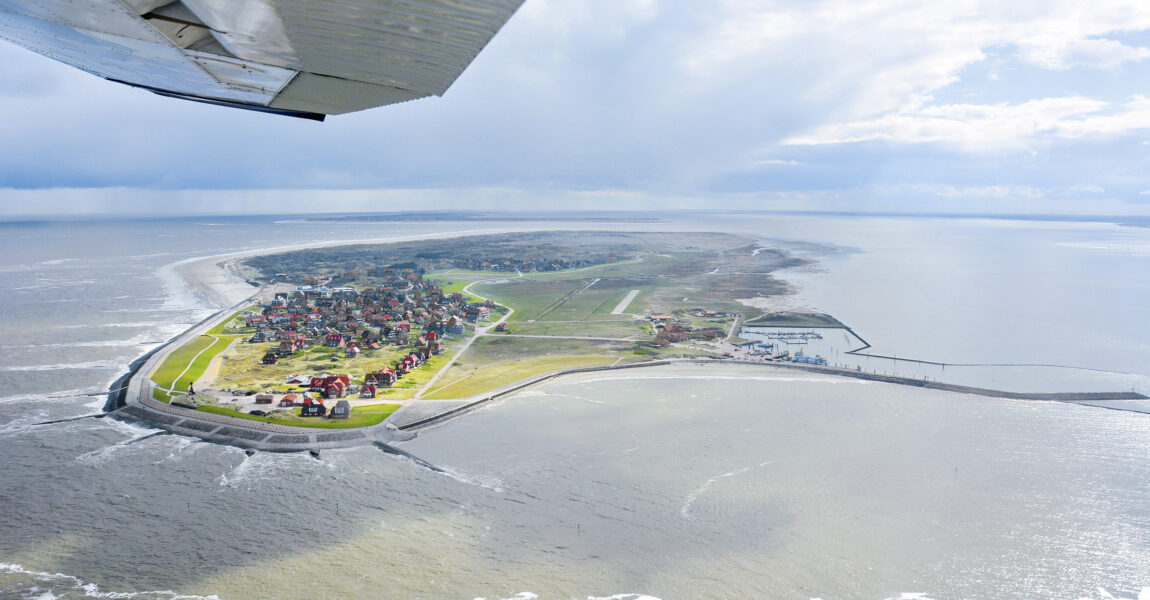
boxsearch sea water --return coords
[0,214,1147,599]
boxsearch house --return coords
[255,393,274,404]
[324,381,346,399]
[359,384,376,398]
[330,400,351,419]
[261,351,279,365]
[277,340,296,356]
[365,369,396,387]
[344,345,360,359]
[300,402,327,417]
[279,394,299,407]
[324,333,344,347]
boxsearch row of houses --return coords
[251,392,352,419]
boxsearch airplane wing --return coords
[0,0,524,120]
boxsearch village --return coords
[144,232,844,429]
[152,265,503,424]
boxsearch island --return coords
[109,230,1147,452]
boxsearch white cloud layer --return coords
[2,0,1150,213]
[784,95,1150,150]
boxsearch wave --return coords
[54,321,176,330]
[218,449,337,489]
[681,459,784,521]
[157,258,217,312]
[2,333,171,350]
[0,386,106,405]
[75,420,167,463]
[0,359,126,372]
[437,465,504,493]
[0,562,221,599]
[11,279,97,291]
[0,409,51,438]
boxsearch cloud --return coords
[783,95,1150,150]
[2,0,1150,215]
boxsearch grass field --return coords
[423,336,637,399]
[213,341,413,391]
[150,334,239,402]
[423,356,619,399]
[197,402,401,429]
[500,320,648,338]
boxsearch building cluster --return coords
[648,319,727,347]
[241,269,496,407]
[449,254,615,273]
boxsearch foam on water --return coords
[680,459,784,521]
[0,359,128,372]
[150,435,206,464]
[75,426,169,464]
[156,258,218,314]
[0,387,106,405]
[0,409,51,438]
[438,465,505,493]
[0,563,221,600]
[217,450,335,489]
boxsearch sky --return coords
[2,0,1150,217]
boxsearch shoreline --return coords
[108,232,1149,452]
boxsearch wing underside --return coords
[0,0,524,119]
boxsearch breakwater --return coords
[392,356,1148,432]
